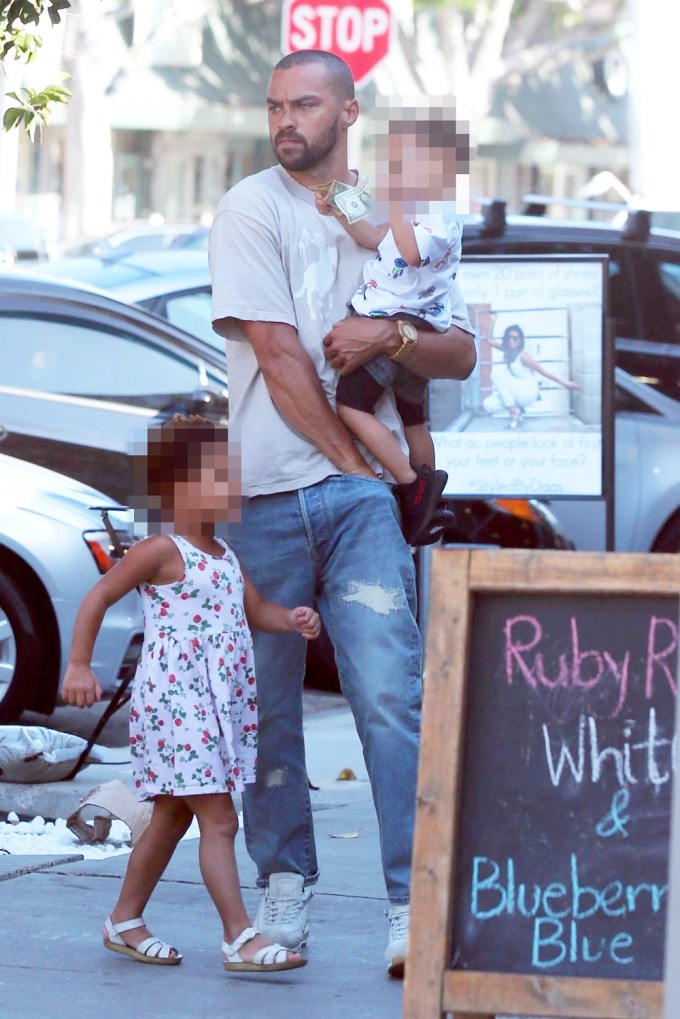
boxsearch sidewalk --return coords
[0,696,405,1019]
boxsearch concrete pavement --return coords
[0,695,405,1019]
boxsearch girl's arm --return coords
[522,351,580,390]
[61,536,176,707]
[243,573,320,640]
[388,214,421,267]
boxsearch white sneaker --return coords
[254,872,312,951]
[384,903,409,978]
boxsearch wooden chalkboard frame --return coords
[404,548,680,1019]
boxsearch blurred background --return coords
[0,0,677,255]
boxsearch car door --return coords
[0,307,228,502]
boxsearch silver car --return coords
[0,453,143,722]
[36,249,218,348]
[34,254,680,553]
[0,270,229,503]
[613,367,680,551]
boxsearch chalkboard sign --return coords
[404,549,679,1019]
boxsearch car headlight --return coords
[83,530,135,574]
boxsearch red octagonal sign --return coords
[282,0,394,88]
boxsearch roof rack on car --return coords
[521,193,651,242]
[480,199,507,237]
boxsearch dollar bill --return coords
[315,178,373,224]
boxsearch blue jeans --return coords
[227,475,422,904]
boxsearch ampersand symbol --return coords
[595,787,630,839]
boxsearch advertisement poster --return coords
[431,256,607,498]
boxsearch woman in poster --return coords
[482,324,579,428]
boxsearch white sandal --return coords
[222,926,306,972]
[103,916,182,966]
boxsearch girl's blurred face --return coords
[199,442,241,520]
[173,441,242,525]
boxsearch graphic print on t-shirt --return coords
[293,227,339,322]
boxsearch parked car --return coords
[0,271,229,503]
[36,248,218,348]
[42,216,680,553]
[43,203,680,406]
[0,212,49,264]
[0,273,572,699]
[60,223,208,259]
[0,453,142,722]
[614,366,680,551]
[0,270,571,550]
[463,200,680,404]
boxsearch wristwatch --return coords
[390,319,419,362]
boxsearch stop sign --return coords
[282,0,393,88]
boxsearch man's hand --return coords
[326,316,477,382]
[323,316,397,376]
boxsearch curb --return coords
[0,853,84,881]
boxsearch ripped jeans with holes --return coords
[225,473,422,904]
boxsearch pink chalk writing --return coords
[504,614,677,716]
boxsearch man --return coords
[209,49,475,977]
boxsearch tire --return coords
[0,570,43,722]
[652,515,680,554]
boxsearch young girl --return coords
[61,415,320,973]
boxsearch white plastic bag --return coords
[67,779,152,845]
[0,726,88,783]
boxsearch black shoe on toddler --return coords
[394,465,449,546]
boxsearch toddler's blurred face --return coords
[372,101,471,216]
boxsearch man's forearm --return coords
[392,323,477,380]
[261,347,373,475]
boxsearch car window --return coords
[174,232,208,250]
[160,289,217,347]
[605,256,638,339]
[0,313,226,410]
[633,251,680,345]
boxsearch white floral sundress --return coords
[129,534,257,800]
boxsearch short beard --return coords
[273,117,341,173]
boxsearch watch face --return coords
[400,321,418,342]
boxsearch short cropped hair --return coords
[274,50,355,101]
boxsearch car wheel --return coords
[0,571,42,722]
[652,514,680,554]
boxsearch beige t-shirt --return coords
[209,165,471,497]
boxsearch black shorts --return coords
[336,366,426,426]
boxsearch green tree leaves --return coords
[3,79,70,137]
[1,0,72,136]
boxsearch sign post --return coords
[404,547,678,1019]
[281,0,394,87]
